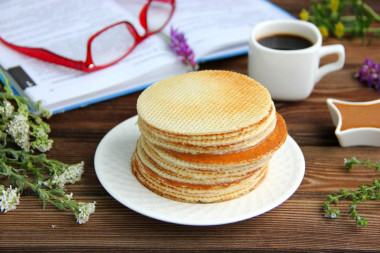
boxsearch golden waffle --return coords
[137,70,273,135]
[138,105,277,154]
[131,70,287,203]
[137,104,275,142]
[137,136,269,184]
[132,152,269,203]
[157,114,287,166]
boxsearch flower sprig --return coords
[323,157,380,227]
[0,71,95,224]
[0,185,20,213]
[354,58,380,90]
[300,0,380,42]
[167,27,199,71]
[344,156,380,170]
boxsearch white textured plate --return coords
[94,115,305,226]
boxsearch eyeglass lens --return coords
[91,24,136,66]
[90,1,173,67]
[147,1,173,32]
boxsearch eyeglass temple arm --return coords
[0,37,88,71]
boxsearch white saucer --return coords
[94,115,305,226]
[327,98,380,147]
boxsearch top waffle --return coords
[137,70,273,135]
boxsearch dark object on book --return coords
[8,66,36,90]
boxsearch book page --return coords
[165,0,294,60]
[118,0,293,60]
[0,0,292,113]
[0,0,184,112]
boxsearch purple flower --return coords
[169,27,198,70]
[355,58,380,90]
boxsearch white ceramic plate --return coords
[94,116,305,226]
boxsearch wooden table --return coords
[2,1,380,252]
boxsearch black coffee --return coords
[258,34,313,50]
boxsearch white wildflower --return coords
[325,212,337,219]
[0,186,20,213]
[41,109,52,119]
[75,201,96,224]
[32,137,53,152]
[66,193,73,200]
[0,100,14,119]
[45,162,85,189]
[32,126,46,138]
[29,124,53,152]
[6,113,30,151]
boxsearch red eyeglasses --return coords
[0,0,175,73]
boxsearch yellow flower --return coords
[318,26,329,38]
[330,0,340,12]
[299,9,309,21]
[334,22,345,38]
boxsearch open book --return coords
[0,0,293,114]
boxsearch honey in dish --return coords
[333,101,380,131]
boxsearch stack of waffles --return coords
[132,70,287,203]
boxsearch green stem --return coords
[364,3,380,22]
[1,71,50,117]
[3,163,77,212]
[308,14,376,24]
[367,27,380,34]
[340,15,358,22]
[343,26,380,34]
[0,148,68,184]
[0,92,31,106]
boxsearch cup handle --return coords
[315,45,345,83]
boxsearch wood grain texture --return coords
[2,1,380,252]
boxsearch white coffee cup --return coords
[248,20,345,101]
